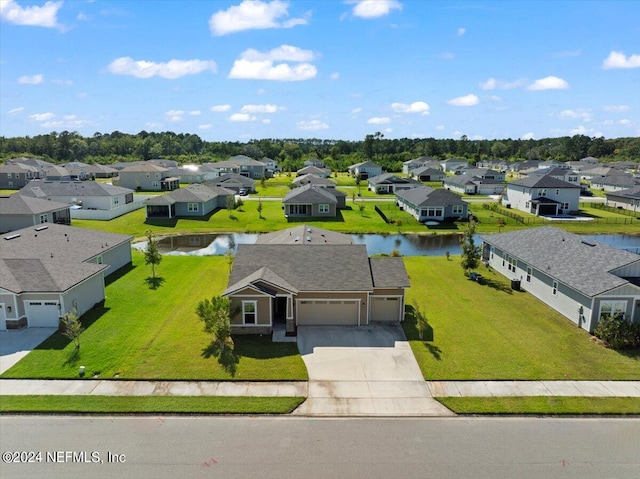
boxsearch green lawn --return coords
[437,397,640,415]
[0,396,304,414]
[1,253,308,380]
[403,256,640,380]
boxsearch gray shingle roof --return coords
[0,194,69,215]
[396,186,467,207]
[509,176,581,189]
[369,257,410,288]
[20,180,133,198]
[205,173,255,187]
[367,173,419,185]
[145,184,234,205]
[256,225,352,245]
[226,244,374,293]
[606,186,640,199]
[412,167,443,176]
[297,165,330,176]
[292,174,336,187]
[0,258,106,293]
[283,184,338,204]
[480,226,640,297]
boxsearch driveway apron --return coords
[293,324,453,416]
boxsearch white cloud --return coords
[209,0,308,36]
[228,45,317,81]
[601,119,614,126]
[479,77,525,90]
[107,57,217,79]
[352,107,362,114]
[240,104,283,113]
[447,94,479,106]
[569,125,603,137]
[18,74,43,84]
[521,132,535,140]
[262,118,271,124]
[330,72,340,80]
[0,0,62,28]
[211,104,231,112]
[28,112,55,121]
[436,125,445,131]
[198,124,213,130]
[8,107,24,114]
[391,101,430,115]
[350,0,402,19]
[297,119,329,130]
[367,117,391,125]
[618,119,631,125]
[189,110,201,116]
[457,27,466,36]
[603,105,630,112]
[558,109,592,122]
[528,76,569,91]
[229,113,257,122]
[602,51,640,69]
[165,110,185,122]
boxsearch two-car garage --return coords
[297,300,360,326]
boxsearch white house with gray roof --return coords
[0,195,71,233]
[502,176,581,216]
[395,186,468,222]
[481,227,640,332]
[145,184,235,219]
[348,161,383,179]
[0,224,132,330]
[367,173,421,194]
[0,163,40,189]
[282,184,346,218]
[115,163,180,191]
[605,186,640,212]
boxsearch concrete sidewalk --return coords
[428,381,640,397]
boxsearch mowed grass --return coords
[1,253,308,380]
[437,397,640,415]
[403,256,640,380]
[0,396,305,414]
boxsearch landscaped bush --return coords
[594,313,640,349]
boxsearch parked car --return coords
[238,188,249,196]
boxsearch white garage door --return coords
[297,300,359,326]
[25,301,60,328]
[370,297,401,322]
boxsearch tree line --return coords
[1,130,638,173]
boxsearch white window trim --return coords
[526,267,532,282]
[242,300,257,325]
[552,281,558,297]
[318,203,330,213]
[188,202,199,212]
[599,300,627,320]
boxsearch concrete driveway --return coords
[293,324,453,417]
[0,328,57,374]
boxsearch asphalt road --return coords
[1,416,638,479]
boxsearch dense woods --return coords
[1,131,638,172]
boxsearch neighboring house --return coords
[291,174,337,189]
[44,165,72,181]
[0,195,71,233]
[591,174,640,192]
[282,184,346,218]
[525,167,579,184]
[19,180,141,220]
[0,163,40,189]
[166,166,218,184]
[257,225,352,245]
[60,162,90,181]
[145,184,235,219]
[348,161,383,180]
[296,165,331,178]
[73,162,118,179]
[580,166,622,180]
[476,159,509,171]
[115,163,180,191]
[204,173,255,193]
[460,168,506,182]
[440,158,468,172]
[260,157,280,175]
[502,176,581,216]
[579,156,600,165]
[410,167,445,182]
[605,186,640,211]
[538,160,570,170]
[147,159,178,169]
[0,224,132,330]
[367,173,421,194]
[223,242,410,333]
[442,170,505,195]
[395,186,468,222]
[509,160,540,173]
[303,158,325,168]
[481,227,640,332]
[6,157,54,178]
[209,155,270,179]
[402,157,437,174]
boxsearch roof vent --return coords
[4,234,20,240]
[306,236,311,242]
[294,236,299,242]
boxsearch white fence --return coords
[70,200,146,220]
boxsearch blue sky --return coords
[1,0,639,142]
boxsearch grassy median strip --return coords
[437,397,640,415]
[0,396,305,415]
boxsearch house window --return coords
[188,203,199,212]
[318,204,329,214]
[526,267,532,282]
[555,189,560,195]
[96,255,103,264]
[599,301,627,320]
[452,205,464,215]
[508,257,517,272]
[537,189,547,197]
[6,173,11,178]
[242,301,257,324]
[113,197,119,205]
[525,201,530,208]
[562,203,569,210]
[155,173,161,179]
[152,181,160,188]
[552,281,558,297]
[39,214,48,224]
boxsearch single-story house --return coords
[296,165,331,178]
[256,224,352,245]
[145,184,235,219]
[282,184,346,218]
[590,174,640,192]
[115,163,180,191]
[395,186,468,222]
[367,173,421,194]
[204,173,255,193]
[0,224,133,330]
[0,163,40,189]
[6,157,54,178]
[291,174,337,189]
[440,158,468,172]
[501,176,581,216]
[223,243,410,334]
[481,227,640,332]
[442,175,505,195]
[0,195,71,233]
[166,166,219,184]
[410,167,445,182]
[402,157,438,174]
[303,158,325,168]
[348,161,383,180]
[62,162,119,179]
[44,165,72,181]
[579,166,622,181]
[605,186,640,211]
